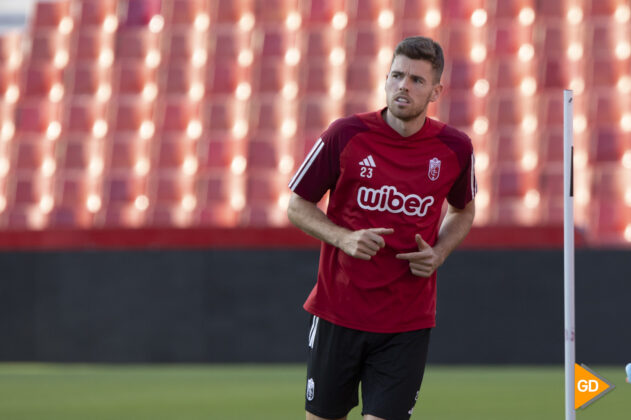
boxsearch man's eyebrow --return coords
[409,73,427,82]
[391,70,426,81]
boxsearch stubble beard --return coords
[388,92,433,122]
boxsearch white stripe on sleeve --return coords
[288,138,324,191]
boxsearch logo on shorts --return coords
[428,157,441,181]
[306,378,315,401]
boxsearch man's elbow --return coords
[286,193,303,226]
[466,199,476,222]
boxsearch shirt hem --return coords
[304,306,436,333]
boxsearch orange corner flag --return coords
[575,363,615,410]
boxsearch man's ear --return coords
[430,84,443,102]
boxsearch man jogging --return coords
[287,36,477,420]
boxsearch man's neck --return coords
[384,108,426,137]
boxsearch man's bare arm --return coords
[287,193,393,261]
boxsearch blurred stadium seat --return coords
[0,0,627,246]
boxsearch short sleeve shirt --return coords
[289,109,476,332]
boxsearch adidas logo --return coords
[359,155,376,167]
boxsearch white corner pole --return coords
[563,89,576,420]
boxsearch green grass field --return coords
[0,364,628,419]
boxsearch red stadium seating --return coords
[14,141,47,171]
[589,0,618,16]
[115,28,160,60]
[593,94,620,126]
[541,26,564,55]
[164,29,204,61]
[11,176,45,205]
[31,0,71,29]
[590,58,619,87]
[493,26,525,56]
[214,1,242,23]
[68,64,109,95]
[199,173,231,202]
[259,30,292,59]
[245,172,284,203]
[59,140,93,171]
[29,32,67,64]
[72,30,111,62]
[254,62,290,93]
[166,0,209,27]
[494,0,522,19]
[112,99,154,132]
[252,0,290,24]
[203,100,236,131]
[303,0,343,23]
[345,29,380,58]
[77,0,118,28]
[123,0,162,27]
[151,175,187,204]
[66,100,107,133]
[108,138,150,171]
[22,65,63,98]
[537,1,564,18]
[211,29,247,59]
[539,133,564,164]
[16,101,59,133]
[347,0,387,23]
[116,62,156,95]
[198,202,237,226]
[590,129,627,162]
[102,175,146,204]
[200,136,234,169]
[164,64,202,95]
[447,59,484,90]
[159,99,201,132]
[246,138,279,170]
[249,99,282,132]
[0,0,628,246]
[540,58,567,89]
[0,66,19,96]
[0,32,21,60]
[152,140,180,172]
[303,30,338,59]
[299,100,331,131]
[205,60,247,94]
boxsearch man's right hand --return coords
[339,228,394,260]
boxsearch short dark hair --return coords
[392,36,444,83]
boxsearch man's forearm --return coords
[433,201,475,265]
[287,193,350,248]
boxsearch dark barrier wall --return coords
[1,249,629,364]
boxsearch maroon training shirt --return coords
[289,109,477,333]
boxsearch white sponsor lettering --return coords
[357,185,434,217]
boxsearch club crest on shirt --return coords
[428,157,441,181]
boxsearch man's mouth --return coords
[395,96,411,104]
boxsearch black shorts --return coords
[305,315,431,420]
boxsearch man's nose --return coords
[397,76,410,90]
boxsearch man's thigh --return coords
[305,316,364,419]
[361,328,432,420]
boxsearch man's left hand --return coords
[396,234,444,278]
